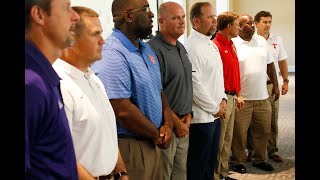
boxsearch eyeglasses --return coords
[126,6,151,13]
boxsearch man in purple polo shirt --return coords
[25,0,79,179]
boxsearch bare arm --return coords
[77,163,95,180]
[113,150,128,180]
[278,59,289,95]
[267,62,280,101]
[172,111,189,138]
[158,91,173,149]
[110,98,160,142]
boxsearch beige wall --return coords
[231,0,295,71]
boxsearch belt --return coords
[225,91,236,96]
[96,174,113,180]
[267,80,272,85]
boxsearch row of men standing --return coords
[25,0,289,179]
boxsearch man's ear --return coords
[123,11,133,22]
[30,5,46,26]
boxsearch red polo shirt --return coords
[213,33,241,93]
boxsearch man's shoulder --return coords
[147,36,163,48]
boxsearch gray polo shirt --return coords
[148,31,193,116]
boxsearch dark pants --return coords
[187,119,221,180]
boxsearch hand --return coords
[155,124,172,149]
[213,102,226,118]
[236,95,244,110]
[174,119,189,138]
[281,82,289,95]
[272,85,280,101]
[181,113,191,128]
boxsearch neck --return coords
[26,32,62,64]
[159,31,178,45]
[60,51,90,73]
[120,27,140,48]
[217,31,232,41]
[257,30,269,40]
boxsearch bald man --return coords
[148,2,193,180]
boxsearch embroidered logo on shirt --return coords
[149,54,156,64]
[272,43,277,49]
[224,50,228,53]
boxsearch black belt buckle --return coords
[96,174,113,180]
[225,91,236,96]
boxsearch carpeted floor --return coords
[228,73,295,180]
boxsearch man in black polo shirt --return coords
[147,2,193,180]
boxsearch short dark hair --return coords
[25,0,51,33]
[217,11,239,31]
[254,11,272,22]
[72,6,99,37]
[112,0,134,29]
[189,2,211,26]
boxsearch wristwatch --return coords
[283,79,289,83]
[114,172,128,180]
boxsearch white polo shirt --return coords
[185,29,227,124]
[266,32,289,77]
[232,34,274,100]
[53,59,118,177]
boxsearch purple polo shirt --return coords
[25,40,78,180]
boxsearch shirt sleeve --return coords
[92,49,132,99]
[188,48,220,115]
[277,36,289,61]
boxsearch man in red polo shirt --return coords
[212,11,244,179]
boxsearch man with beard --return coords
[185,2,227,180]
[231,14,279,173]
[91,0,173,179]
[25,0,79,179]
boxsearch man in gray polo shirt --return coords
[147,2,193,180]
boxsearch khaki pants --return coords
[231,99,271,164]
[247,84,279,157]
[162,132,189,180]
[267,83,280,156]
[118,138,163,180]
[214,95,236,180]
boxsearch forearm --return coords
[161,91,174,129]
[110,98,159,140]
[267,62,279,88]
[77,162,94,180]
[113,150,127,174]
[278,60,288,81]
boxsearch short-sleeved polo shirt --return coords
[91,29,163,137]
[25,40,78,180]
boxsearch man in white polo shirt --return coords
[53,6,128,180]
[231,14,279,173]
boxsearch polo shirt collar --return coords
[55,59,93,80]
[112,28,147,52]
[215,33,233,46]
[154,31,181,51]
[191,28,212,41]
